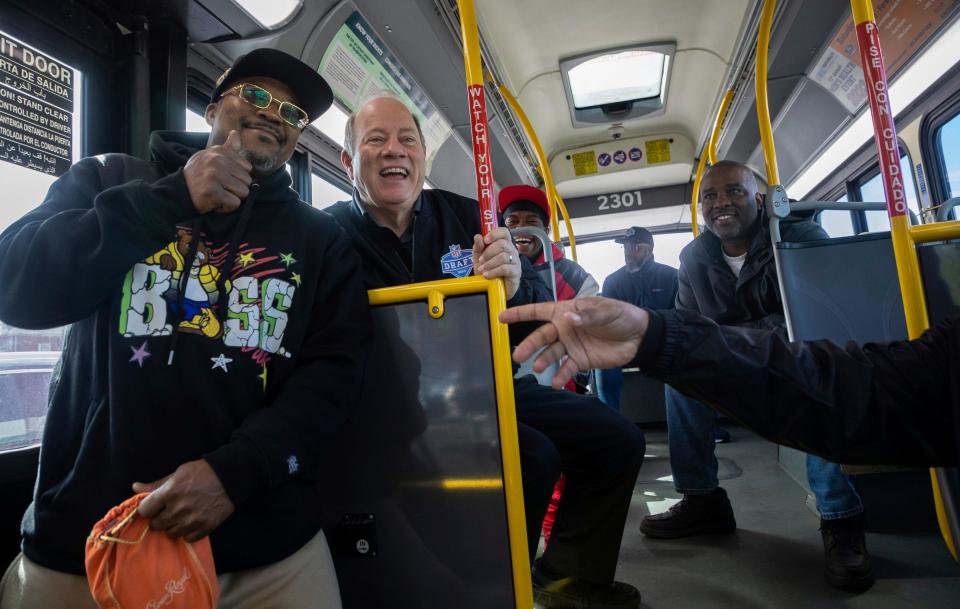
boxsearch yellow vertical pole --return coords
[691,89,735,237]
[851,0,954,560]
[708,89,734,165]
[690,154,708,238]
[456,0,537,595]
[491,74,577,259]
[457,0,498,237]
[756,0,781,187]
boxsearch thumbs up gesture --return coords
[184,130,253,214]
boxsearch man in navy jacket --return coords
[326,95,645,609]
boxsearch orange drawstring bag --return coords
[85,493,219,609]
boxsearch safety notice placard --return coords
[319,12,451,166]
[809,1,959,113]
[645,139,671,164]
[571,151,597,176]
[0,31,74,176]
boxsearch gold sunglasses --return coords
[222,83,310,129]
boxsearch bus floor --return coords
[604,426,960,608]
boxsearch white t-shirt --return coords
[723,251,747,278]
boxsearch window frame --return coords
[920,88,960,221]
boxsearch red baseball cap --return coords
[498,184,550,223]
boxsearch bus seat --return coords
[776,232,907,344]
[316,284,523,609]
[918,239,960,322]
[620,369,667,424]
[775,231,939,531]
[917,239,960,550]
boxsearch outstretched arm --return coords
[500,298,957,465]
[499,297,649,389]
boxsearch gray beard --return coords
[239,146,280,176]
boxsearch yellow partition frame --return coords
[690,88,734,237]
[367,276,533,607]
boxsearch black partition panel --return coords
[776,232,907,344]
[317,293,516,609]
[775,233,936,531]
[918,240,960,324]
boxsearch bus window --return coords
[575,232,690,293]
[311,173,348,209]
[859,153,920,232]
[186,108,211,133]
[818,195,855,238]
[934,110,960,200]
[0,33,83,451]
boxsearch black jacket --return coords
[327,189,551,343]
[676,215,827,330]
[0,132,370,574]
[602,258,678,310]
[638,309,959,467]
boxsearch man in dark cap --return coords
[0,49,368,609]
[596,226,678,409]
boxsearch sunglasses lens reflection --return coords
[242,85,272,108]
[280,105,306,127]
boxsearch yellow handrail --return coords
[691,88,735,237]
[455,2,536,598]
[490,73,578,260]
[456,0,498,236]
[850,0,956,560]
[708,89,734,165]
[756,0,780,186]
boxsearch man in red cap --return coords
[499,185,599,301]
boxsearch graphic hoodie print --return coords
[0,131,370,574]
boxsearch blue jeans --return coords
[596,367,623,411]
[666,386,864,517]
[806,454,863,520]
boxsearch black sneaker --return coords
[532,561,640,609]
[820,515,875,592]
[639,487,736,539]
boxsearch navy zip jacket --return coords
[326,189,551,343]
[602,258,678,310]
[0,131,370,574]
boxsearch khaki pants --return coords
[0,530,342,609]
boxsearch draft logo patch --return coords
[441,244,473,278]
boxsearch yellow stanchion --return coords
[850,0,955,560]
[756,0,780,186]
[490,73,578,260]
[455,1,537,597]
[691,89,735,237]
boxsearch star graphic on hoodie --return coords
[210,353,232,372]
[258,365,268,391]
[129,341,151,367]
[290,272,302,286]
[238,251,255,267]
[280,252,296,268]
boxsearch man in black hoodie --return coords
[326,95,645,609]
[0,50,369,609]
